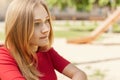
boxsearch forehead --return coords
[33,4,48,20]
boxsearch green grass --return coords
[53,20,120,33]
[53,20,98,38]
[70,25,97,32]
[53,21,98,39]
[113,23,120,33]
[53,21,120,40]
[54,30,90,39]
[0,32,5,41]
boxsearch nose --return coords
[41,23,49,34]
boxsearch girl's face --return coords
[30,4,50,48]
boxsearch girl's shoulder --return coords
[48,47,58,53]
[0,45,17,65]
[0,46,9,53]
[0,46,13,59]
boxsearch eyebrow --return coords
[34,16,50,22]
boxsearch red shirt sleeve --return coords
[48,48,70,73]
[0,47,25,80]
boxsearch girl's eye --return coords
[34,19,50,27]
[34,22,42,27]
[34,23,39,26]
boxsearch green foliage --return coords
[46,0,75,10]
[71,0,95,11]
[46,0,120,11]
[98,0,109,7]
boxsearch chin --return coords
[39,41,49,47]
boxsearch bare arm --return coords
[62,63,87,80]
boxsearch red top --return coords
[0,46,70,80]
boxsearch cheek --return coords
[29,35,36,45]
[29,30,39,44]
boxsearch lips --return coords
[40,36,48,39]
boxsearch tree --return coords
[46,0,120,11]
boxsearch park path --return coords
[53,38,120,80]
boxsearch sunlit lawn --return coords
[53,20,120,40]
[52,20,98,39]
[54,30,91,38]
[0,32,5,41]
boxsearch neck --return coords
[31,46,38,53]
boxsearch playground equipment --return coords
[67,7,120,44]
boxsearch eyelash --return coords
[34,19,50,27]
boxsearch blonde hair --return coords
[5,0,53,80]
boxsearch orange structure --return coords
[67,7,120,44]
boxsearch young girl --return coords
[0,0,87,80]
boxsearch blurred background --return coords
[0,0,120,20]
[0,0,120,80]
